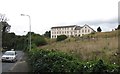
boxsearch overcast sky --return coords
[0,0,119,35]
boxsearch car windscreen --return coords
[4,52,15,55]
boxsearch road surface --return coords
[1,51,29,72]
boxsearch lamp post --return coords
[21,14,31,51]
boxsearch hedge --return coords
[28,48,120,73]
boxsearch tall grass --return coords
[40,30,119,64]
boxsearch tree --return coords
[0,13,11,50]
[31,33,47,46]
[0,13,11,33]
[1,22,11,32]
[117,25,120,30]
[2,32,16,50]
[97,27,102,32]
[57,35,67,41]
[44,31,51,38]
[0,13,8,22]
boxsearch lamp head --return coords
[21,14,25,16]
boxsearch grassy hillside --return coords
[40,30,119,64]
[83,30,119,38]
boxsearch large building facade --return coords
[51,24,95,38]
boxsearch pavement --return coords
[10,53,30,72]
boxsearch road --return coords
[1,51,29,72]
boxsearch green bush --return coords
[28,48,120,73]
[91,59,107,73]
[29,49,83,72]
[82,59,120,73]
[32,35,47,46]
[57,35,67,41]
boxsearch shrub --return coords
[57,35,67,41]
[91,32,95,35]
[91,59,107,73]
[29,49,83,72]
[28,48,120,73]
[32,35,47,46]
[83,59,120,73]
[117,25,120,30]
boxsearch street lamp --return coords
[21,14,31,51]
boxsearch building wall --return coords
[76,25,94,36]
[51,25,95,38]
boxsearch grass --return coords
[40,30,119,64]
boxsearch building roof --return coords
[74,26,82,30]
[51,24,96,32]
[75,24,95,32]
[82,24,96,32]
[51,25,77,29]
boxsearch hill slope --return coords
[40,30,119,64]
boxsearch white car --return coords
[2,51,17,62]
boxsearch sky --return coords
[0,0,119,35]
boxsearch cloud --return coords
[78,18,118,26]
[77,18,118,32]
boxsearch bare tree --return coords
[0,13,10,32]
[0,13,8,22]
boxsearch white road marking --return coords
[9,52,24,71]
[9,61,26,71]
[9,62,18,71]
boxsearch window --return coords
[85,30,87,33]
[65,31,66,34]
[71,32,72,35]
[71,28,73,30]
[82,30,84,33]
[67,31,69,34]
[88,29,90,32]
[79,30,81,33]
[75,31,77,33]
[52,32,54,34]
